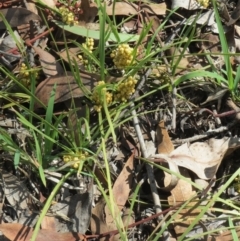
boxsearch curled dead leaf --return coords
[154,137,237,180]
[156,120,179,191]
[33,47,64,77]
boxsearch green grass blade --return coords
[98,2,106,80]
[32,131,46,186]
[174,70,227,86]
[178,168,240,241]
[44,83,57,156]
[13,150,20,169]
[234,65,240,92]
[229,217,238,241]
[212,0,233,90]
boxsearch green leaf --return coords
[212,1,233,90]
[14,150,20,169]
[174,70,227,87]
[33,131,46,186]
[44,83,57,156]
[228,217,238,241]
[53,20,139,42]
[38,165,47,187]
[234,65,240,92]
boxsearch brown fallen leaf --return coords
[34,72,96,109]
[33,47,64,77]
[105,2,166,16]
[91,183,133,241]
[157,120,174,154]
[141,3,167,15]
[207,228,240,241]
[0,8,41,29]
[56,47,83,67]
[91,198,118,241]
[0,223,86,241]
[156,120,199,237]
[169,138,230,180]
[33,0,56,8]
[106,2,138,16]
[79,0,98,24]
[198,33,221,55]
[25,1,38,15]
[41,215,56,231]
[112,154,134,210]
[156,120,179,191]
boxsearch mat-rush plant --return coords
[1,1,237,241]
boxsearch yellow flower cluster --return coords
[83,38,94,53]
[63,151,89,169]
[19,63,39,88]
[197,0,209,8]
[110,44,136,70]
[78,38,94,64]
[92,81,113,112]
[115,76,137,102]
[59,6,77,25]
[19,63,30,78]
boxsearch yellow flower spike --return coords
[114,75,138,102]
[73,163,79,169]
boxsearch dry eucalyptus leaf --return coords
[1,170,29,210]
[0,8,41,29]
[141,3,166,15]
[169,138,231,179]
[91,199,118,241]
[0,223,86,241]
[106,2,137,15]
[79,0,98,24]
[34,73,96,109]
[156,121,199,236]
[56,47,82,67]
[156,120,179,191]
[112,154,134,211]
[187,10,215,26]
[200,88,228,106]
[208,228,240,241]
[171,0,203,10]
[106,2,166,16]
[198,33,221,54]
[154,137,240,180]
[33,47,64,77]
[25,1,38,15]
[156,120,174,154]
[41,216,56,231]
[166,167,199,236]
[35,75,82,108]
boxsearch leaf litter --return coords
[1,0,240,241]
